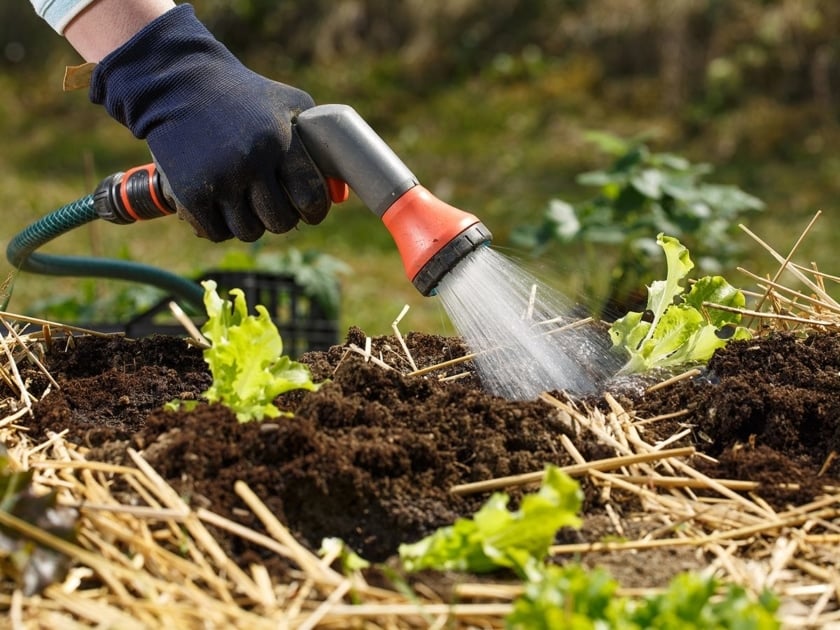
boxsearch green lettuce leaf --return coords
[398,466,582,577]
[609,234,751,374]
[507,565,780,629]
[200,280,322,422]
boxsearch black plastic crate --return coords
[106,270,339,357]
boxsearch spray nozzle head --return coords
[381,186,492,296]
[294,106,492,294]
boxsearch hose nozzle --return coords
[295,104,492,295]
[381,186,491,295]
[94,106,492,295]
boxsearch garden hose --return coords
[6,104,491,312]
[6,169,205,310]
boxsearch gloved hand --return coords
[89,4,330,242]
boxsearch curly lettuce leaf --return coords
[507,565,780,629]
[200,280,322,422]
[398,466,582,577]
[609,234,751,374]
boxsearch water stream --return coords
[436,247,621,400]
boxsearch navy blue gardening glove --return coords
[89,4,330,242]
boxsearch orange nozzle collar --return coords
[381,185,484,284]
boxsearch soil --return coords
[14,327,840,592]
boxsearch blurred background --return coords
[1,0,839,337]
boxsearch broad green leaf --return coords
[507,566,780,629]
[659,174,697,201]
[399,466,582,576]
[507,564,620,630]
[627,573,780,629]
[697,184,765,215]
[638,305,704,367]
[609,311,649,353]
[631,168,665,199]
[684,275,746,326]
[651,234,693,321]
[546,199,581,241]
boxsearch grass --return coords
[3,48,840,338]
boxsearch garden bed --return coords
[1,317,838,627]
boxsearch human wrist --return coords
[90,4,243,138]
[65,0,176,61]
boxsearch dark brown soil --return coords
[16,327,840,589]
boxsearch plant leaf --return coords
[0,447,78,595]
[399,466,582,576]
[631,168,665,199]
[199,281,322,422]
[507,565,780,629]
[609,234,751,374]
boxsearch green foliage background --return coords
[2,0,840,334]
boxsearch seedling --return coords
[609,234,751,374]
[398,460,778,628]
[399,465,582,577]
[199,280,323,422]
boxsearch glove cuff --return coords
[90,3,244,139]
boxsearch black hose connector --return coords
[94,164,175,224]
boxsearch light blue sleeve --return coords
[29,0,98,34]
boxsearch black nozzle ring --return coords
[412,222,492,296]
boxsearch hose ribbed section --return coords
[7,195,205,310]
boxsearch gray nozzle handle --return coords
[295,104,419,217]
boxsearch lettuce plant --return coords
[398,465,582,577]
[396,462,778,628]
[508,565,779,630]
[200,280,322,422]
[609,234,751,374]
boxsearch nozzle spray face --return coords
[381,185,492,295]
[413,222,492,295]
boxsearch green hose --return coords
[6,194,205,311]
